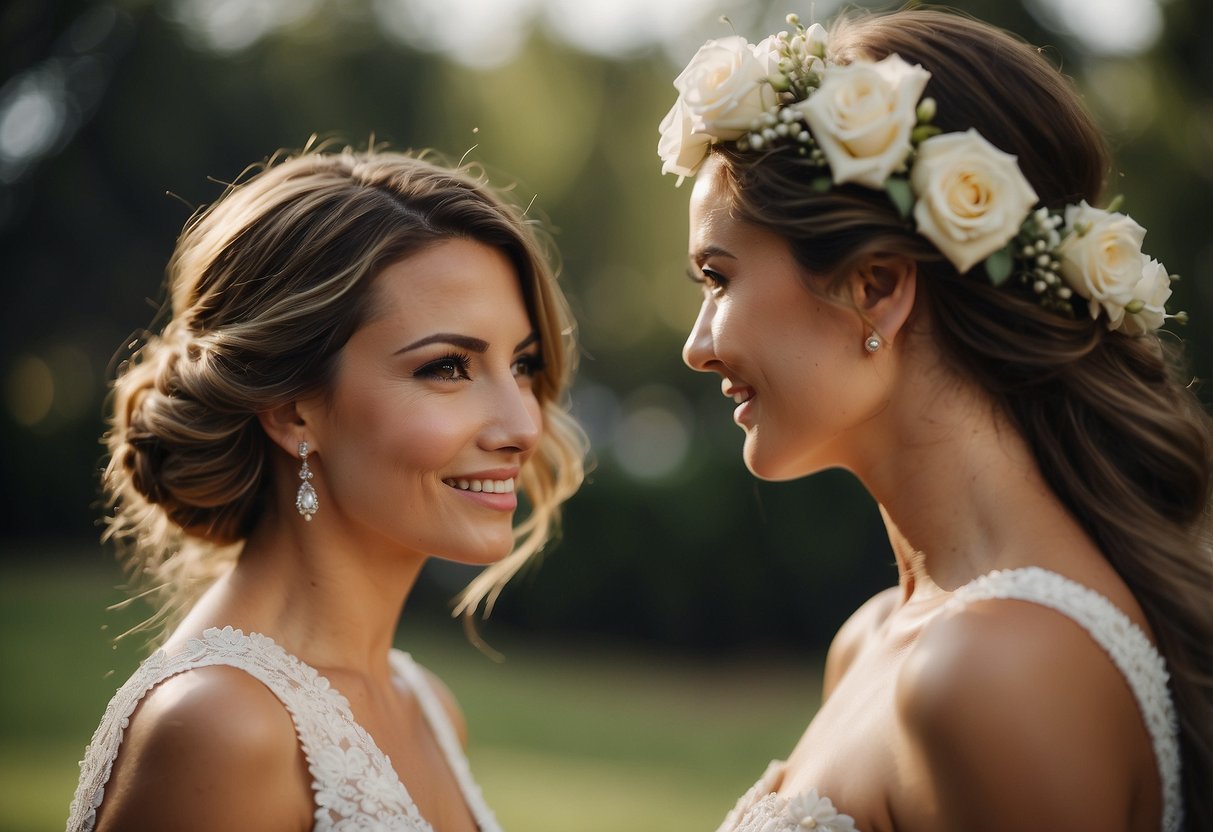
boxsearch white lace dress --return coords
[715,568,1183,832]
[66,626,502,832]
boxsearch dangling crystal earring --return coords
[295,441,318,521]
[864,333,883,353]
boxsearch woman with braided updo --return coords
[67,148,585,831]
[661,9,1212,832]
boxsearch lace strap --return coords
[66,647,181,832]
[949,567,1182,832]
[390,651,504,832]
[67,627,431,832]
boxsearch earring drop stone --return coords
[296,441,318,521]
[865,334,883,353]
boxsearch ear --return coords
[851,254,917,348]
[257,401,309,459]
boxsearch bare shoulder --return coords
[892,598,1157,832]
[417,664,468,747]
[96,665,311,832]
[822,585,899,696]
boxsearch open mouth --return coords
[442,478,515,494]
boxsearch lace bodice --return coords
[66,626,502,832]
[715,568,1183,832]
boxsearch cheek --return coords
[337,388,468,476]
[385,409,467,472]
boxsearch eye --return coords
[416,353,471,381]
[703,270,727,293]
[512,352,546,379]
[687,266,727,295]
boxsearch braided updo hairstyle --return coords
[104,148,586,630]
[708,9,1213,826]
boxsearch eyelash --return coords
[512,353,546,378]
[414,352,546,382]
[687,267,728,293]
[415,352,471,382]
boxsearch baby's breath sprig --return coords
[773,13,826,101]
[1002,207,1075,315]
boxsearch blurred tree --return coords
[1,0,1208,651]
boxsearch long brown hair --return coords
[711,10,1213,826]
[104,147,586,633]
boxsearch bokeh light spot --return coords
[7,356,55,427]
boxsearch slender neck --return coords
[170,485,426,681]
[848,349,1092,604]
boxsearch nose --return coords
[682,298,717,373]
[481,377,542,454]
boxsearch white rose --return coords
[910,129,1039,274]
[674,35,774,139]
[1056,201,1148,324]
[658,95,712,181]
[796,54,930,189]
[1116,257,1171,334]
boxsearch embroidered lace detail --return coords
[66,626,503,832]
[715,761,857,832]
[715,568,1181,832]
[947,567,1182,832]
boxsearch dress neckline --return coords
[175,626,499,832]
[718,567,1181,832]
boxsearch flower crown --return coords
[658,15,1183,334]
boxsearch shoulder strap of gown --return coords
[67,627,430,832]
[949,567,1182,832]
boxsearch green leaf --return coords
[985,246,1013,285]
[884,177,914,218]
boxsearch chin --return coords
[743,439,822,482]
[743,447,793,482]
[443,535,516,566]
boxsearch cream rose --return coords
[796,54,930,189]
[658,96,712,181]
[910,129,1038,273]
[1115,257,1171,334]
[674,35,774,139]
[1056,201,1148,323]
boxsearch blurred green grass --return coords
[0,557,823,832]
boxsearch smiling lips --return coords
[724,381,754,405]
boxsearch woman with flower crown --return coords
[660,9,1211,832]
[65,147,585,830]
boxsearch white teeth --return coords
[444,478,515,494]
[732,392,751,404]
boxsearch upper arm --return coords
[95,666,311,832]
[419,666,468,748]
[822,586,898,698]
[894,601,1151,832]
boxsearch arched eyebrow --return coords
[395,332,539,355]
[689,245,737,266]
[396,333,488,355]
